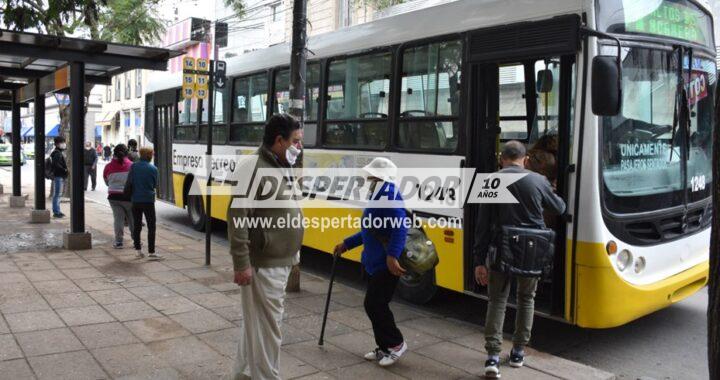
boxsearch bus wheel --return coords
[397,270,437,304]
[186,194,206,231]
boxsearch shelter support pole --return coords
[63,62,91,249]
[9,90,25,208]
[31,81,49,222]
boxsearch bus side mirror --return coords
[592,56,622,116]
[536,69,553,93]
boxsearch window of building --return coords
[124,73,131,99]
[106,86,111,102]
[230,73,268,144]
[134,109,142,126]
[123,111,131,128]
[324,52,391,149]
[398,39,462,151]
[115,78,120,101]
[135,70,142,98]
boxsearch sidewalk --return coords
[0,174,615,380]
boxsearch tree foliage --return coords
[224,0,246,20]
[99,0,165,45]
[356,0,406,10]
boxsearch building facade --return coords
[97,69,147,146]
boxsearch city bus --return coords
[145,0,716,328]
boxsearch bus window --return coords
[529,59,561,141]
[233,74,268,123]
[398,39,461,151]
[175,97,198,141]
[324,52,391,149]
[499,63,528,140]
[199,87,229,144]
[230,73,269,145]
[274,63,321,120]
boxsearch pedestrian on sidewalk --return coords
[473,141,566,379]
[126,147,160,260]
[103,144,134,249]
[49,136,68,218]
[103,144,112,161]
[84,141,98,191]
[334,157,409,367]
[127,139,140,162]
[227,113,304,380]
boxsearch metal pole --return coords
[70,62,85,233]
[11,91,21,196]
[205,53,215,266]
[34,82,45,210]
[286,0,308,293]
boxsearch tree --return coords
[98,0,165,45]
[709,82,720,379]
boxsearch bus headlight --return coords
[616,250,632,271]
[634,256,646,274]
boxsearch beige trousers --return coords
[233,266,291,380]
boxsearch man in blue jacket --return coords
[127,147,160,260]
[334,157,408,367]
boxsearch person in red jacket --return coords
[103,144,135,249]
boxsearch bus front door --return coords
[155,104,175,203]
[464,55,575,318]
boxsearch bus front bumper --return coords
[575,260,708,328]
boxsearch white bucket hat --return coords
[362,157,398,183]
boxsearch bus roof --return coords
[148,0,585,93]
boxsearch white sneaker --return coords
[147,252,163,261]
[134,250,145,259]
[364,348,385,361]
[378,342,407,367]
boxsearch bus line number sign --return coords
[182,57,213,99]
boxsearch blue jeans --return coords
[52,177,64,215]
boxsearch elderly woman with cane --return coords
[333,157,409,367]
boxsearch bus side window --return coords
[498,63,528,141]
[398,39,462,151]
[324,52,391,149]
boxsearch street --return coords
[5,160,708,379]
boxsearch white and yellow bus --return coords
[145,0,716,328]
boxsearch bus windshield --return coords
[601,46,716,213]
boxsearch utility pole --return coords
[286,0,307,292]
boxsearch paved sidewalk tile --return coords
[87,288,141,305]
[0,359,36,379]
[0,333,24,361]
[15,327,84,356]
[44,292,98,309]
[56,305,115,326]
[5,310,65,333]
[72,322,140,349]
[105,301,163,321]
[28,350,107,380]
[91,343,163,378]
[124,316,191,342]
[169,308,234,334]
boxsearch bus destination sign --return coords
[624,0,710,46]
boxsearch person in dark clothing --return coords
[334,157,409,368]
[83,141,98,191]
[127,139,140,162]
[127,147,159,260]
[473,140,566,378]
[103,144,112,161]
[50,136,68,218]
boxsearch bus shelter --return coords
[0,29,180,249]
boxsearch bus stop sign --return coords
[215,60,227,89]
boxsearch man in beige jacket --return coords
[228,113,304,380]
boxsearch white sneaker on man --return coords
[378,342,407,367]
[364,348,386,361]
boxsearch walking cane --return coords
[318,250,340,346]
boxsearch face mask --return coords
[286,145,301,166]
[58,143,67,150]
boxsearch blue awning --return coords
[46,124,60,138]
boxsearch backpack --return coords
[44,156,55,179]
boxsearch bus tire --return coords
[186,194,207,231]
[397,270,437,305]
